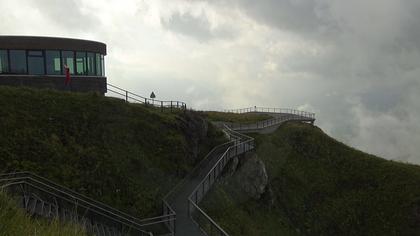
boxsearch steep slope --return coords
[202,121,420,235]
[0,86,225,218]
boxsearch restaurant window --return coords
[62,51,75,74]
[95,53,101,76]
[86,52,95,76]
[9,50,27,74]
[0,50,9,74]
[76,51,86,75]
[46,50,61,75]
[101,55,105,76]
[27,50,45,75]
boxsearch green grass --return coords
[202,111,272,124]
[202,121,420,235]
[0,191,86,236]
[0,86,225,218]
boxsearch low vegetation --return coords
[202,111,272,124]
[0,191,85,236]
[202,122,420,235]
[0,86,225,218]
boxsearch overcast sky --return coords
[1,0,420,164]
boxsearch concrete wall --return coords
[0,75,107,94]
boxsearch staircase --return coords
[182,108,315,235]
[0,105,315,236]
[0,172,154,236]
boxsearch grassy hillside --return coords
[0,191,85,236]
[202,111,272,124]
[202,122,420,235]
[0,86,225,217]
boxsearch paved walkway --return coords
[166,111,315,235]
[229,112,315,134]
[168,145,229,236]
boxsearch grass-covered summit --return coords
[0,86,224,217]
[202,122,420,235]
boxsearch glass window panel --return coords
[101,55,105,76]
[95,53,101,76]
[46,50,61,75]
[62,51,74,74]
[76,51,86,75]
[27,50,45,75]
[0,50,9,74]
[86,52,95,76]
[9,50,27,74]
[28,51,43,56]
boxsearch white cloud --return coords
[0,0,420,163]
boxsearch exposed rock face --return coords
[236,153,269,200]
[179,111,209,161]
[227,156,239,176]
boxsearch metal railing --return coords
[0,106,315,236]
[163,140,234,202]
[226,112,315,131]
[137,200,176,235]
[0,172,178,235]
[187,107,316,236]
[223,106,315,119]
[107,83,187,112]
[0,172,153,235]
[188,125,254,236]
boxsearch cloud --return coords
[228,0,339,40]
[160,7,236,42]
[161,11,214,41]
[1,0,420,163]
[29,0,98,31]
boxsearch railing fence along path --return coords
[107,83,187,112]
[0,172,154,236]
[186,108,315,236]
[0,105,315,236]
[223,106,315,118]
[224,107,315,132]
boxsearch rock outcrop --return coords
[178,111,209,161]
[231,152,269,200]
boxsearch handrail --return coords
[223,106,315,119]
[187,108,316,236]
[0,173,177,234]
[106,83,187,111]
[227,113,314,131]
[163,140,233,203]
[0,172,154,225]
[0,173,152,235]
[187,124,254,236]
[3,179,150,233]
[0,106,315,236]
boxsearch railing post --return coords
[195,190,198,204]
[125,91,128,102]
[161,101,163,112]
[170,101,173,112]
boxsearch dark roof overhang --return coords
[0,35,106,55]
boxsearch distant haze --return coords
[1,0,420,164]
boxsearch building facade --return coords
[0,36,107,94]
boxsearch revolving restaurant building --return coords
[0,36,107,94]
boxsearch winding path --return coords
[167,108,315,236]
[0,105,315,236]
